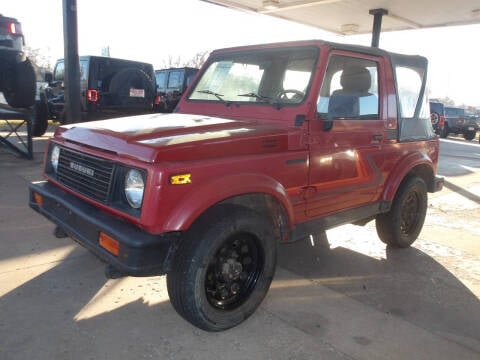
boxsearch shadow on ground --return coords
[277,233,480,351]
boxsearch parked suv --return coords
[154,67,198,112]
[34,56,155,134]
[30,40,443,331]
[0,14,36,108]
[429,101,445,136]
[444,106,478,140]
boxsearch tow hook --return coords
[53,225,68,238]
[104,264,126,279]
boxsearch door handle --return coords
[372,134,383,141]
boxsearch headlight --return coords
[124,169,145,209]
[50,145,60,173]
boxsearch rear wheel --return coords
[167,205,277,331]
[376,176,427,248]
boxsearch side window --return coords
[53,62,65,81]
[317,55,379,119]
[167,71,182,89]
[156,71,166,92]
[80,60,88,81]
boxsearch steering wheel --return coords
[276,89,305,102]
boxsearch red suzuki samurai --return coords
[30,40,444,331]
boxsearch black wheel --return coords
[3,58,36,108]
[375,176,427,248]
[31,93,49,137]
[108,68,155,111]
[167,205,277,331]
[463,131,476,141]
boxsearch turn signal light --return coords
[33,192,43,206]
[99,232,119,256]
[87,89,98,102]
[170,173,192,185]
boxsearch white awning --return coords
[202,0,480,35]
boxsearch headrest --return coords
[340,66,371,93]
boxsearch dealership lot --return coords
[0,134,479,360]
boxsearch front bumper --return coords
[29,181,179,276]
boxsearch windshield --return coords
[188,47,318,106]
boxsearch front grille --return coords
[57,148,115,203]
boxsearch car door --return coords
[306,52,385,218]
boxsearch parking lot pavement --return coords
[0,134,479,360]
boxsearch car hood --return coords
[56,113,295,163]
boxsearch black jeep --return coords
[34,56,155,135]
[444,106,478,141]
[0,14,36,108]
[154,67,198,112]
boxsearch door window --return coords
[317,55,379,119]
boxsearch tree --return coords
[24,46,53,80]
[160,51,209,69]
[435,96,455,106]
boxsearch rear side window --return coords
[395,67,428,119]
[394,62,435,141]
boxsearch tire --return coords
[108,68,155,111]
[3,58,36,108]
[375,176,427,248]
[31,93,49,137]
[463,131,476,141]
[167,204,277,331]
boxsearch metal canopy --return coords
[203,0,480,35]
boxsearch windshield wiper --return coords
[237,92,271,102]
[197,89,227,103]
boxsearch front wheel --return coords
[167,205,277,331]
[463,130,476,141]
[375,176,427,248]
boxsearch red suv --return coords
[30,40,443,331]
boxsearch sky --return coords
[2,0,480,106]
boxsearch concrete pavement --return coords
[0,132,479,359]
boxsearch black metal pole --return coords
[62,0,81,123]
[369,8,388,48]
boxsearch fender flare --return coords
[381,151,435,202]
[162,173,295,232]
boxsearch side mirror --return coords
[322,119,334,131]
[44,72,53,84]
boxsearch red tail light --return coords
[87,89,98,102]
[154,95,161,105]
[8,22,22,35]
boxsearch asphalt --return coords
[0,128,479,360]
